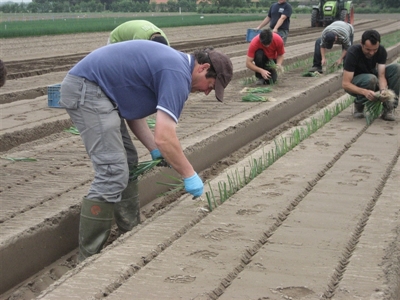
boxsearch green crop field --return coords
[0,13,265,38]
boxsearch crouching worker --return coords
[309,20,354,74]
[59,41,233,262]
[246,29,285,85]
[107,19,169,46]
[342,30,399,121]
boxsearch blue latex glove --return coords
[183,173,203,198]
[150,149,162,160]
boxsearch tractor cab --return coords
[311,0,354,27]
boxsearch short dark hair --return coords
[193,47,217,78]
[0,60,7,88]
[150,35,168,46]
[361,30,381,45]
[260,29,273,46]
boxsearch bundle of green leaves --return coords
[242,94,269,102]
[362,89,396,125]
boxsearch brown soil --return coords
[0,14,399,300]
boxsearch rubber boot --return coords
[78,197,114,263]
[353,102,365,118]
[381,101,396,121]
[114,178,140,234]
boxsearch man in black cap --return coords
[309,21,354,73]
[59,41,233,262]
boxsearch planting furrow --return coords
[215,116,399,299]
[36,93,399,299]
[322,148,400,299]
[334,153,400,299]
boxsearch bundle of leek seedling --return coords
[64,126,80,135]
[241,87,272,94]
[147,118,156,129]
[362,89,396,125]
[362,100,382,125]
[302,71,320,77]
[129,159,164,179]
[242,94,269,102]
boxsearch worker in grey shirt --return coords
[309,21,354,73]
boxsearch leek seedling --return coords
[242,94,269,102]
[129,159,164,179]
[64,126,80,135]
[156,173,185,196]
[361,90,396,125]
[147,118,156,129]
[0,157,37,162]
[302,71,320,77]
[241,87,272,94]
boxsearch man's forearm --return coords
[276,55,284,66]
[273,17,286,31]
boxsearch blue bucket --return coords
[246,29,262,42]
[47,84,63,108]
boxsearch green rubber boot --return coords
[78,197,114,263]
[114,178,140,234]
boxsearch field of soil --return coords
[1,14,400,300]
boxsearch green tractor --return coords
[311,0,354,27]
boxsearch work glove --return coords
[150,149,169,167]
[183,173,204,198]
[150,149,162,160]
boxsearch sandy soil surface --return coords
[1,14,400,300]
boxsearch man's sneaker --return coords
[308,66,323,74]
[381,109,395,121]
[353,103,365,118]
[256,78,265,85]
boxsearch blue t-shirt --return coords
[268,2,292,31]
[69,40,194,123]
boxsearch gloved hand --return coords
[150,149,170,167]
[183,173,204,198]
[150,149,162,160]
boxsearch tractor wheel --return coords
[311,9,319,27]
[348,6,354,24]
[340,9,347,22]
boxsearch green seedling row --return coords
[0,14,264,38]
[205,95,355,211]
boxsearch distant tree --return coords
[372,0,397,7]
[27,1,40,12]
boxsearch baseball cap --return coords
[324,32,336,49]
[208,50,233,102]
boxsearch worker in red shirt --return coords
[246,29,285,85]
